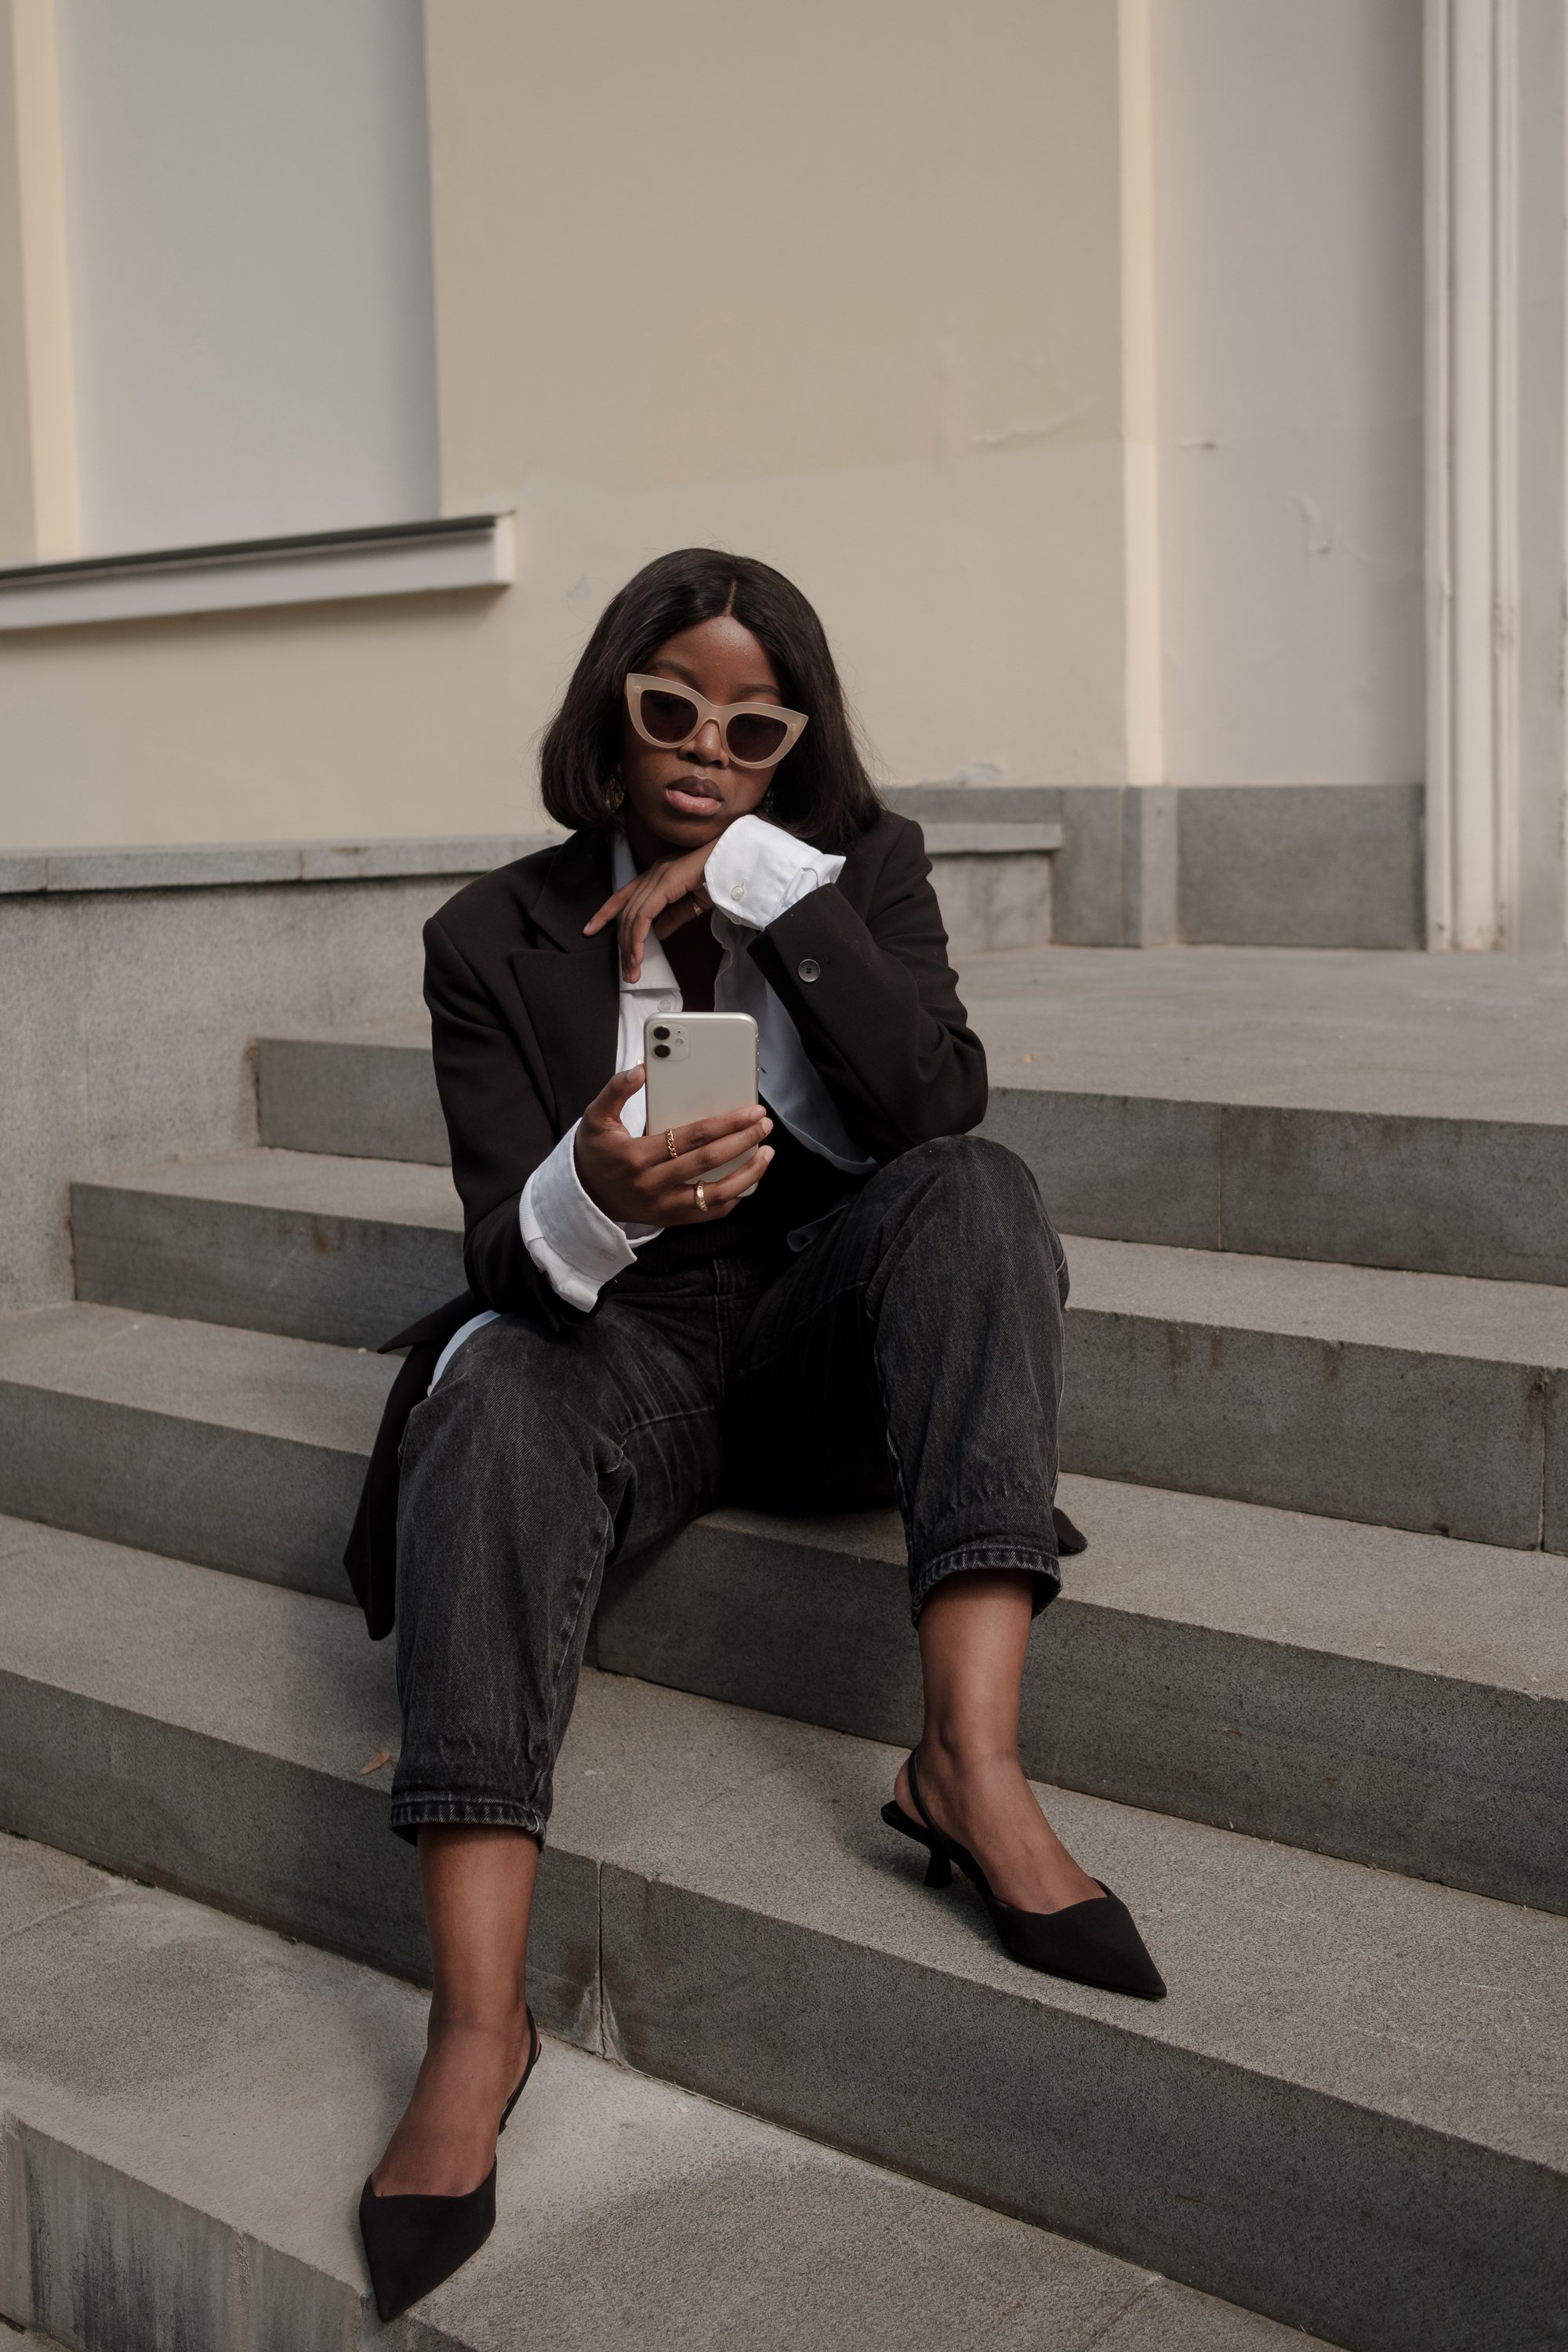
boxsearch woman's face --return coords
[619,615,791,863]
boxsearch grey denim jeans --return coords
[390,1134,1069,1846]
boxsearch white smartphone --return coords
[643,1012,760,1186]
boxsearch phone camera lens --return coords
[652,1025,670,1040]
[653,1044,670,1058]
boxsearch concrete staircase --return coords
[2,949,1566,2350]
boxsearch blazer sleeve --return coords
[745,818,987,1160]
[423,914,582,1329]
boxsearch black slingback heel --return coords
[358,2007,543,2325]
[881,1755,1166,2001]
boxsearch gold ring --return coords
[695,1181,708,1211]
[666,1128,678,1160]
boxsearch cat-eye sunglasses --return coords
[625,673,809,770]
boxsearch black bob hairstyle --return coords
[539,548,884,855]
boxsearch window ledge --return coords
[0,830,562,896]
[0,511,514,631]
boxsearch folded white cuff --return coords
[702,812,844,930]
[519,1120,659,1312]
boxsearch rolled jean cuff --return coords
[388,1791,548,1849]
[909,1541,1061,1626]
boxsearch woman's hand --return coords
[573,1065,774,1225]
[583,844,713,982]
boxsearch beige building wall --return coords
[1,0,1149,851]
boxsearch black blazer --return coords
[343,810,986,1636]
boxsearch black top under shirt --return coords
[622,1112,871,1276]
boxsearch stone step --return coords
[256,956,1568,1282]
[970,942,1568,1286]
[0,1833,1329,2352]
[71,1147,463,1350]
[607,1479,1568,1915]
[0,1537,1562,2352]
[988,1087,1568,1287]
[0,1301,390,1595]
[258,1015,449,1163]
[67,1152,1568,1546]
[1,1309,1563,1907]
[1062,1230,1568,1549]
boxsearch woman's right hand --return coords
[573,1065,774,1225]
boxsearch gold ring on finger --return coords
[695,1181,708,1211]
[666,1128,678,1160]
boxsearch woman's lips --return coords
[664,782,723,817]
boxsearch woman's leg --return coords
[727,1136,1098,1913]
[372,1828,538,2197]
[894,1571,1100,1913]
[374,1287,729,2194]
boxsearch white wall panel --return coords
[54,0,438,553]
[1152,0,1425,786]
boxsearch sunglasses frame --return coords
[625,673,809,770]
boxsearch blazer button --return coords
[797,956,822,982]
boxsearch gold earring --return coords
[607,777,624,811]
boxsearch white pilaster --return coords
[0,0,79,561]
[1425,0,1568,953]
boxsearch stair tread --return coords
[960,945,1568,1123]
[2,1517,1563,2172]
[2,1276,1560,1698]
[0,1832,1327,2352]
[1065,1231,1568,1364]
[739,1472,1568,1699]
[0,1300,391,1449]
[252,1011,1568,1284]
[70,1145,1568,1365]
[260,946,1568,1126]
[2,1287,1560,1700]
[262,1012,430,1051]
[76,1143,462,1229]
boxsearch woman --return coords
[352,548,1164,2322]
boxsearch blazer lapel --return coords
[510,830,621,1131]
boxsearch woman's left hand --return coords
[583,843,714,981]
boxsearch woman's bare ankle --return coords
[897,1740,1102,1916]
[372,2013,532,2198]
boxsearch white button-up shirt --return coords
[432,816,877,1383]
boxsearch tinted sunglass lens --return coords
[641,689,699,743]
[726,712,789,764]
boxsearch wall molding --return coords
[0,828,557,895]
[0,509,513,631]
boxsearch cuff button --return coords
[797,956,822,982]
[729,880,746,901]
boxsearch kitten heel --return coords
[882,1759,1167,2002]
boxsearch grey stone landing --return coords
[0,1837,1320,2352]
[0,1544,1562,2352]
